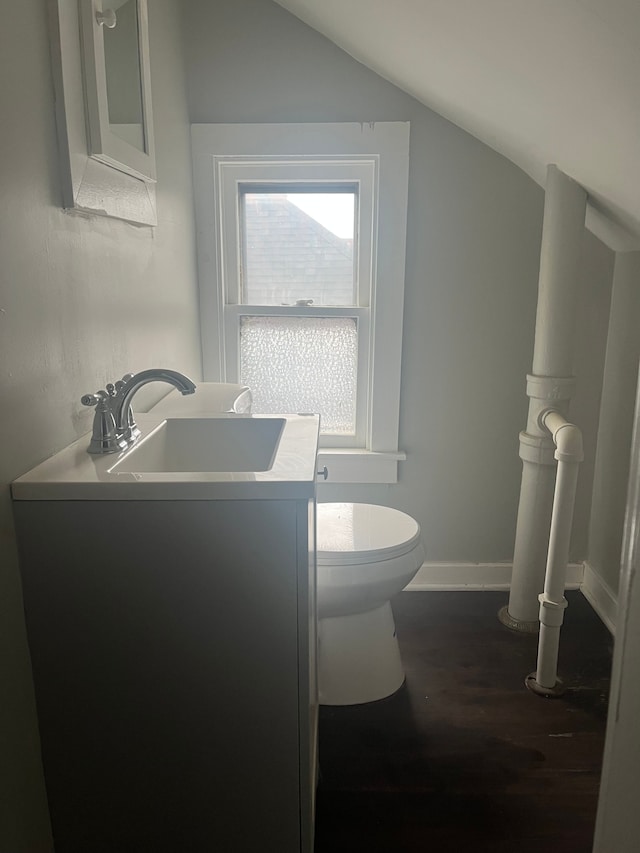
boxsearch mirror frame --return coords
[80,0,156,182]
[48,0,157,226]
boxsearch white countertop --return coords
[12,412,320,501]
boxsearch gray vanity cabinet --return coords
[14,497,317,852]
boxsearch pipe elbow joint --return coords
[553,422,584,462]
[541,409,584,462]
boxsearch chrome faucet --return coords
[81,369,197,454]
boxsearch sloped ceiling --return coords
[274,0,640,250]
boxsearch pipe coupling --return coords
[526,374,576,402]
[538,593,568,627]
[518,431,557,465]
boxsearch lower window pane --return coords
[240,316,357,434]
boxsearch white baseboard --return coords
[407,561,585,592]
[581,561,618,635]
[407,560,618,634]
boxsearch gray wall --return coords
[0,1,201,848]
[183,0,613,563]
[588,251,640,594]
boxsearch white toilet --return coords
[316,502,425,706]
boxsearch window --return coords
[192,123,410,482]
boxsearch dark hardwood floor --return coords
[315,590,612,853]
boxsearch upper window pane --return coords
[240,188,356,306]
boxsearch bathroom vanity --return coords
[12,411,319,852]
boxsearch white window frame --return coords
[191,122,410,483]
[222,160,371,449]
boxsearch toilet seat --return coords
[316,502,421,566]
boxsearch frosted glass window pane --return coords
[241,192,356,306]
[240,316,357,434]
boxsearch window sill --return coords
[317,449,406,484]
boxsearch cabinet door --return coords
[17,499,303,852]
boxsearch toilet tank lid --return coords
[316,503,422,563]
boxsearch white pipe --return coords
[529,410,583,693]
[532,167,588,378]
[503,165,587,631]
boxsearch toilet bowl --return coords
[316,502,425,706]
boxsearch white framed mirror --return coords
[80,0,156,182]
[48,0,157,225]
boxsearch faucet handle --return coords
[112,373,134,396]
[81,390,109,407]
[107,374,134,394]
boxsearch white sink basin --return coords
[108,417,286,474]
[11,412,319,501]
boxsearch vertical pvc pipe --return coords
[536,623,563,689]
[526,412,583,696]
[501,166,587,631]
[534,458,580,689]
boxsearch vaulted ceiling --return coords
[275,0,640,250]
